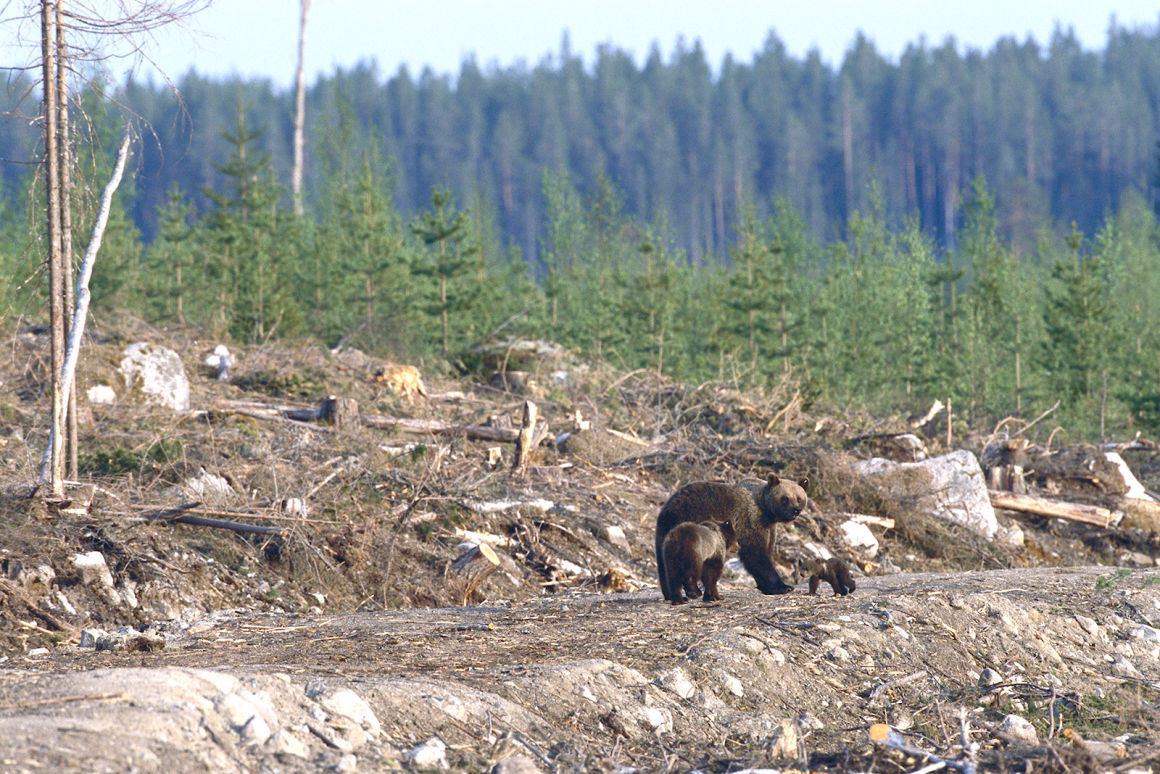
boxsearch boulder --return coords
[120,342,190,411]
[852,450,998,540]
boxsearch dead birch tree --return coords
[291,0,310,216]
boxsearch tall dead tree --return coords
[27,0,208,498]
[291,0,310,216]
[42,0,67,495]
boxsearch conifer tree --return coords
[202,103,300,341]
[411,187,482,356]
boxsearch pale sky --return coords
[5,1,1160,85]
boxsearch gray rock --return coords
[1111,654,1143,679]
[1000,714,1038,745]
[978,668,1004,686]
[852,450,998,539]
[120,342,190,411]
[1130,624,1160,643]
[79,628,107,648]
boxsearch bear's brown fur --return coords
[803,557,856,596]
[655,475,808,600]
[661,521,738,604]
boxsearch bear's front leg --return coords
[739,545,794,595]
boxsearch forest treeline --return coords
[2,23,1160,440]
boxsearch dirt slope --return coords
[2,565,1159,773]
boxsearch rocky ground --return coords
[1,319,1159,772]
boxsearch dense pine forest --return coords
[4,23,1160,439]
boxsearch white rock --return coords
[86,384,116,404]
[764,648,786,667]
[72,551,115,588]
[266,728,309,758]
[119,581,138,610]
[839,519,879,558]
[26,647,49,657]
[852,450,998,539]
[597,525,630,550]
[183,469,234,499]
[53,591,76,616]
[217,692,259,730]
[641,705,672,734]
[826,645,851,662]
[407,737,447,768]
[120,342,190,411]
[978,668,1004,686]
[719,672,744,698]
[334,754,358,772]
[997,524,1025,547]
[320,689,381,737]
[1000,714,1038,745]
[655,668,696,700]
[1076,615,1101,638]
[239,714,271,745]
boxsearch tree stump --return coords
[449,543,501,605]
[318,395,359,431]
[511,399,549,474]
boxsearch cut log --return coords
[449,543,501,605]
[989,491,1116,528]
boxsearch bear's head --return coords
[757,474,809,526]
[714,520,739,550]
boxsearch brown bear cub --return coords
[662,521,738,604]
[655,475,809,601]
[803,557,857,596]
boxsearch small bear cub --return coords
[801,556,857,596]
[661,521,738,604]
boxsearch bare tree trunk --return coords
[291,0,310,216]
[55,0,77,481]
[42,0,66,497]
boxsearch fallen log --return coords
[361,414,519,442]
[145,502,284,536]
[216,398,519,442]
[988,491,1116,528]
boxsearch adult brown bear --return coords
[655,475,808,600]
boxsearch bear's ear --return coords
[767,473,780,486]
[797,477,809,491]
